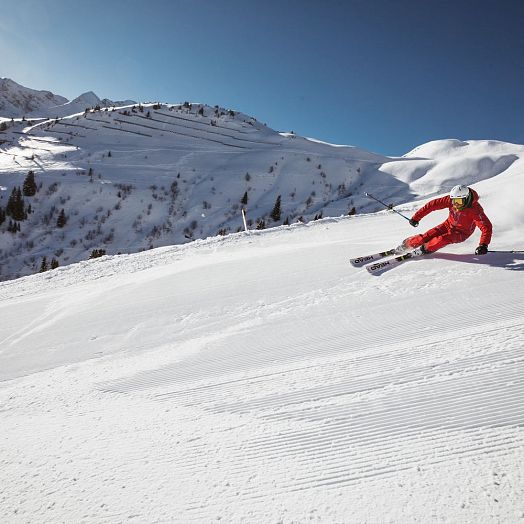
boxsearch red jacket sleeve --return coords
[412,196,450,222]
[473,205,492,245]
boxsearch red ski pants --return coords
[406,222,471,252]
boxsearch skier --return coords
[398,185,492,256]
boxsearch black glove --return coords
[409,218,419,227]
[475,244,488,255]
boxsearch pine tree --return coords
[5,188,15,217]
[39,257,48,273]
[56,209,67,228]
[23,170,37,196]
[6,187,26,221]
[50,258,59,270]
[0,206,5,225]
[270,195,282,222]
[241,191,248,205]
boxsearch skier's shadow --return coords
[431,251,524,271]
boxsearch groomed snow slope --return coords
[1,170,524,522]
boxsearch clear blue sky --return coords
[2,0,524,156]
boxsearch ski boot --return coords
[395,237,430,256]
[394,234,426,255]
[410,245,430,257]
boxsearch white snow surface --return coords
[1,161,524,522]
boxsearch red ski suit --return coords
[407,189,492,252]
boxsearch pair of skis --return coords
[353,247,523,274]
[350,248,422,274]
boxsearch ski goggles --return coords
[452,197,466,207]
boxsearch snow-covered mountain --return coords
[1,148,523,522]
[1,94,391,281]
[0,79,523,282]
[0,78,68,118]
[0,78,135,118]
[45,91,137,119]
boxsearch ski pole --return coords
[488,250,524,253]
[365,192,412,222]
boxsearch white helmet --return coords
[450,185,471,209]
